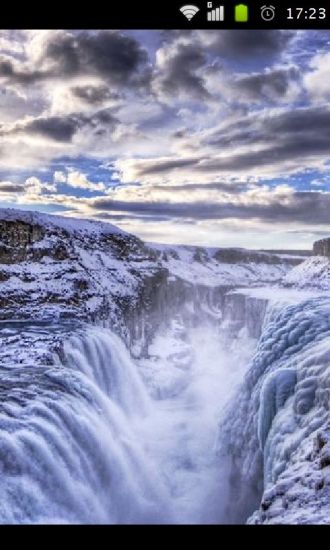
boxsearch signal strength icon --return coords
[180,5,200,21]
[207,3,224,21]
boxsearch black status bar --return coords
[1,1,330,29]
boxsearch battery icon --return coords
[235,4,249,22]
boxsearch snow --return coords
[0,207,329,524]
[220,295,330,524]
[153,244,293,287]
[229,286,324,303]
[0,207,301,324]
[249,424,330,524]
[0,209,157,322]
[0,208,127,237]
[282,256,330,290]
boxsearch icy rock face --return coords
[219,296,330,524]
[221,292,268,340]
[0,208,298,357]
[0,208,159,326]
[249,425,330,524]
[118,276,230,358]
[258,368,297,450]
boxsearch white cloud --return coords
[53,171,67,183]
[304,52,330,102]
[25,176,56,195]
[0,89,30,123]
[66,170,106,192]
[0,29,328,249]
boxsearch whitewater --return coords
[0,292,329,524]
[0,316,255,524]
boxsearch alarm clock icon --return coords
[261,5,276,21]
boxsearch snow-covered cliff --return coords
[282,257,330,291]
[0,207,328,525]
[0,207,302,356]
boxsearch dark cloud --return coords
[156,31,294,101]
[147,30,296,104]
[90,108,118,127]
[151,30,294,103]
[45,31,149,85]
[94,212,171,223]
[1,108,119,143]
[25,115,84,142]
[202,106,330,171]
[157,43,209,99]
[90,191,330,225]
[0,31,150,89]
[161,30,293,65]
[233,67,300,102]
[109,106,330,180]
[138,157,199,175]
[86,109,120,138]
[208,30,294,61]
[0,182,24,193]
[155,182,248,193]
[71,85,121,105]
[286,229,330,236]
[0,56,44,84]
[267,107,330,135]
[172,129,188,139]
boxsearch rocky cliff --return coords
[0,207,328,525]
[0,207,302,336]
[313,238,330,257]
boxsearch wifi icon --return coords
[180,5,200,20]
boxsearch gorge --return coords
[0,208,329,524]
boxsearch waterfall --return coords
[62,329,151,417]
[0,328,177,524]
[0,318,255,524]
[1,290,325,524]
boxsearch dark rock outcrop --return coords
[313,238,330,258]
[214,248,301,266]
[0,220,44,264]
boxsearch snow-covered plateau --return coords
[0,208,329,524]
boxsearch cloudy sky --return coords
[0,29,329,249]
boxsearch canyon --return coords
[0,208,329,524]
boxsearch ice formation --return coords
[220,296,330,524]
[0,208,329,524]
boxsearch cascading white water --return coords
[3,293,326,524]
[0,320,255,524]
